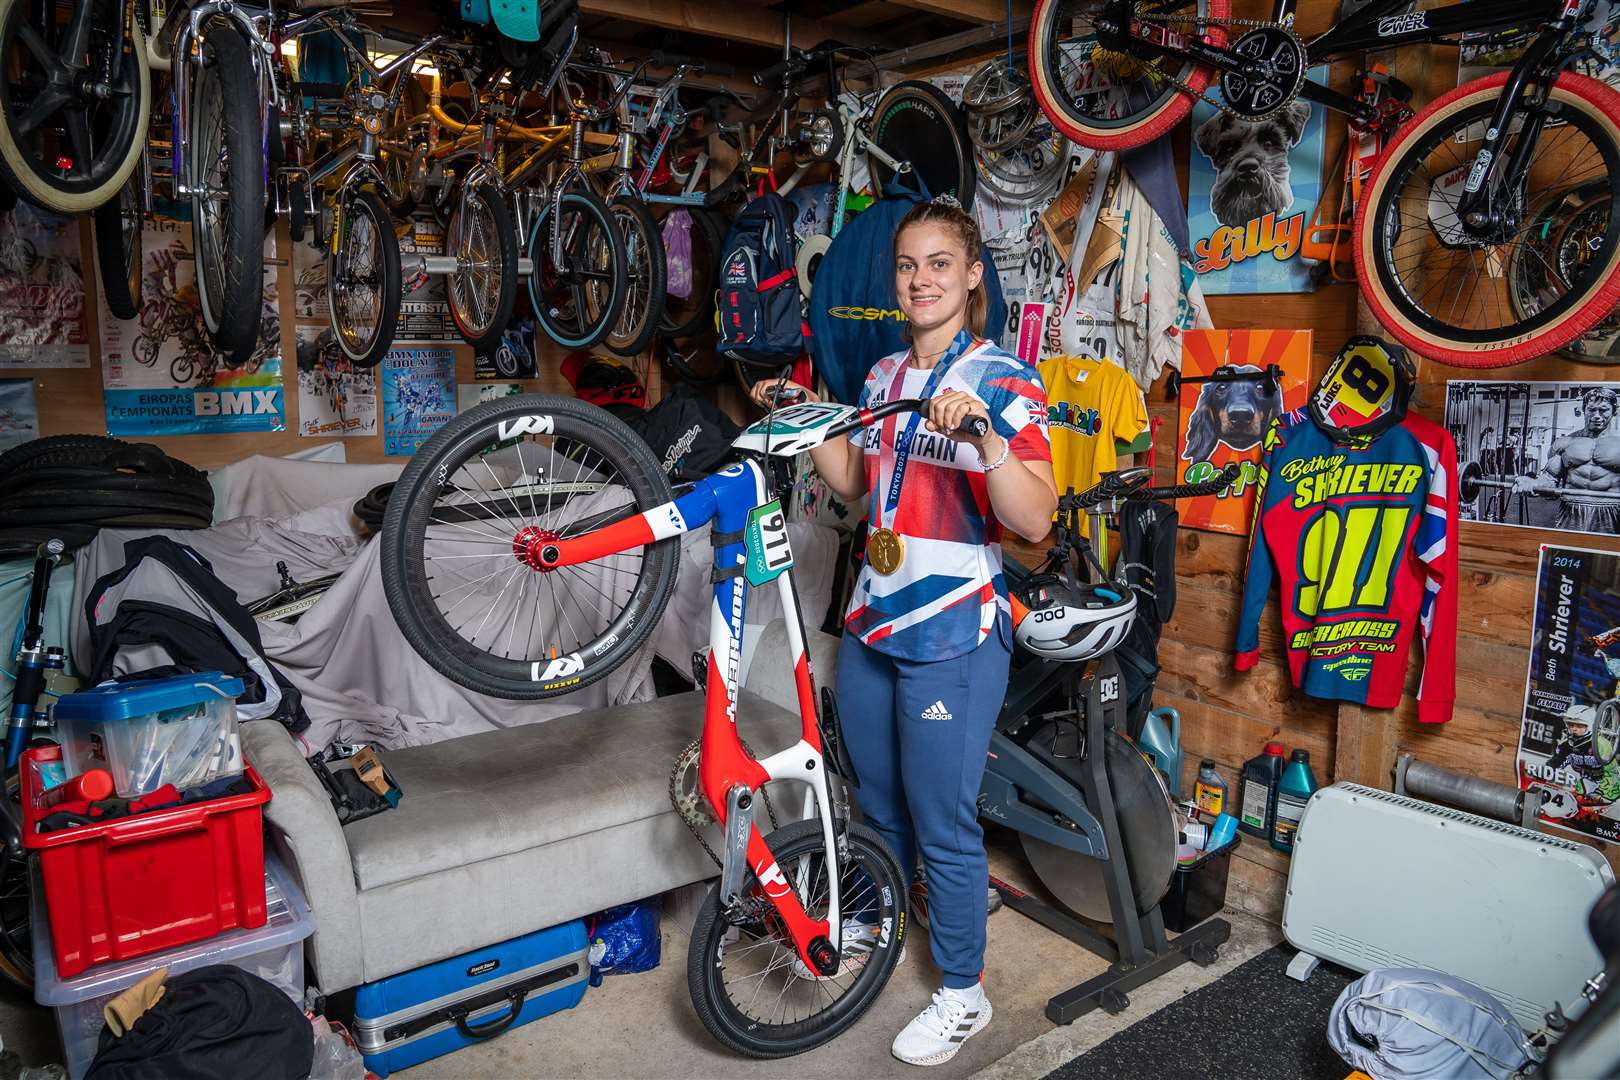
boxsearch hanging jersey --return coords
[1234,408,1459,722]
[845,330,1051,660]
[1038,355,1149,535]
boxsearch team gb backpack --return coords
[716,193,807,365]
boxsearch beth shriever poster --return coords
[382,346,455,456]
[1187,72,1328,294]
[1517,545,1620,843]
[100,217,284,436]
[1176,329,1311,534]
[295,326,377,438]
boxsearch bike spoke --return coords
[11,87,64,137]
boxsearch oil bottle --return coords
[1238,742,1286,840]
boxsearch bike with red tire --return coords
[1027,0,1620,367]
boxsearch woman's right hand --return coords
[749,378,818,410]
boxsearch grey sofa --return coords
[240,620,840,993]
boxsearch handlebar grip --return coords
[754,56,804,85]
[1138,463,1243,501]
[959,416,990,439]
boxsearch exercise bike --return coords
[982,462,1238,1023]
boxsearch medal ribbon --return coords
[879,333,981,530]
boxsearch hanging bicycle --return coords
[1026,0,1620,367]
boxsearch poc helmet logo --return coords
[1031,606,1068,623]
[828,306,908,322]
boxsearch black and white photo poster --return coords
[1444,381,1620,538]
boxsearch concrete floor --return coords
[0,833,1282,1079]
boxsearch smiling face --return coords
[895,221,983,341]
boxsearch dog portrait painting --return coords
[1194,101,1312,228]
[1181,364,1285,462]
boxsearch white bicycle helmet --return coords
[1013,573,1137,662]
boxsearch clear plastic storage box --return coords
[54,672,245,797]
[31,851,313,1080]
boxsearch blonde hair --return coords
[895,199,987,340]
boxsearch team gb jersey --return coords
[845,331,1051,661]
[1235,408,1459,722]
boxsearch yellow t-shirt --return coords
[1037,355,1150,535]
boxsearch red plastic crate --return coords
[21,745,272,978]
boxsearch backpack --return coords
[84,537,311,733]
[716,193,806,365]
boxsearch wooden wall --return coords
[1133,0,1620,910]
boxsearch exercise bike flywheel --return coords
[1019,725,1179,924]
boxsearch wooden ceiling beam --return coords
[887,0,1030,23]
[578,1,875,50]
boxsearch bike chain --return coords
[668,737,781,868]
[1125,7,1307,123]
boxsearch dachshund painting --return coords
[1181,364,1285,462]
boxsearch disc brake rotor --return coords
[1019,727,1178,923]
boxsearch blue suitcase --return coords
[352,921,589,1077]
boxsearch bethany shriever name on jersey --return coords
[1235,406,1459,722]
[844,334,1051,662]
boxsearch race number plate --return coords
[744,499,794,586]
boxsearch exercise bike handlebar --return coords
[1063,462,1241,510]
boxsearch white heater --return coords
[1283,783,1614,1031]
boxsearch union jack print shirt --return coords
[844,330,1052,660]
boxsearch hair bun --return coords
[930,193,962,209]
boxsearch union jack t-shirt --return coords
[844,330,1052,661]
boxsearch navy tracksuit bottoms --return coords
[835,622,1011,989]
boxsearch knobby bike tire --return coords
[94,174,142,320]
[868,81,977,209]
[1027,0,1228,151]
[660,207,724,340]
[327,187,401,368]
[605,195,667,358]
[0,0,149,213]
[447,183,517,353]
[687,819,907,1058]
[190,26,264,364]
[0,434,131,474]
[380,394,678,701]
[1355,71,1620,367]
[528,189,628,350]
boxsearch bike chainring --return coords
[1129,7,1307,122]
[669,738,781,868]
[1219,26,1308,121]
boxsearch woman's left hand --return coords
[925,390,994,449]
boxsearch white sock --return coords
[943,982,985,1006]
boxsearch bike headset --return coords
[1308,335,1416,447]
[1012,527,1137,663]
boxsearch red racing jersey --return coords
[1235,408,1458,722]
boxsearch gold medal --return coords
[868,527,905,575]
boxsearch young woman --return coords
[751,197,1057,1066]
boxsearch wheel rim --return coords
[703,828,901,1036]
[119,178,139,294]
[1037,0,1209,133]
[0,0,144,196]
[450,192,503,339]
[399,417,658,675]
[1509,181,1620,363]
[535,200,617,340]
[333,196,384,357]
[608,204,652,350]
[192,52,230,333]
[1372,95,1620,347]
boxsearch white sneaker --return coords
[891,985,992,1066]
[790,921,905,981]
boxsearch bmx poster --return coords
[100,217,284,436]
[1444,381,1620,539]
[1517,545,1620,843]
[295,326,377,438]
[0,205,88,367]
[1175,328,1311,534]
[382,346,455,456]
[1186,70,1328,295]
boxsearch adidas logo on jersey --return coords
[921,701,953,721]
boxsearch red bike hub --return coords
[512,525,561,571]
